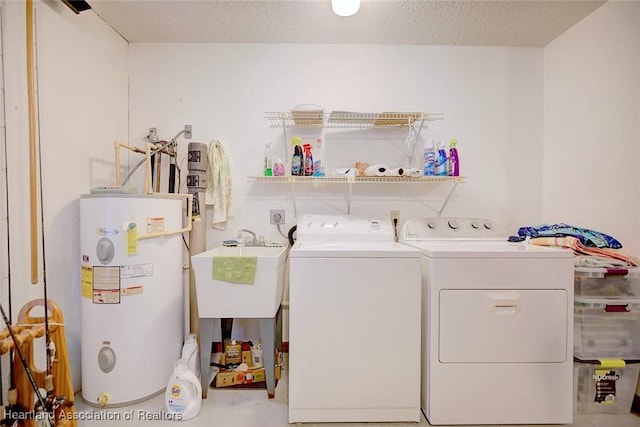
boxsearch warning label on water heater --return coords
[81,265,93,300]
[92,266,121,304]
[146,217,165,234]
[120,263,153,279]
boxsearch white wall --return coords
[128,43,544,343]
[129,44,544,248]
[0,0,128,392]
[544,0,640,257]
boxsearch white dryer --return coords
[400,216,574,425]
[288,214,422,423]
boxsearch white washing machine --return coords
[288,214,422,423]
[400,216,574,425]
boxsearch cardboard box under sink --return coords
[191,245,288,318]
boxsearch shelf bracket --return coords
[347,179,354,215]
[437,182,459,216]
[290,179,298,218]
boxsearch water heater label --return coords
[81,265,93,299]
[147,217,166,233]
[121,285,143,296]
[93,290,120,304]
[120,263,153,279]
[127,223,138,255]
[93,266,121,304]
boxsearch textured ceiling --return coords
[88,0,606,47]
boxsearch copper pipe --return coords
[26,0,38,284]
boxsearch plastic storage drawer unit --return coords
[575,267,640,299]
[574,362,639,414]
[574,297,640,359]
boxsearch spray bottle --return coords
[313,138,325,177]
[303,143,314,176]
[448,138,460,176]
[435,141,448,176]
[291,136,303,176]
[263,143,273,176]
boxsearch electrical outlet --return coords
[270,209,285,225]
[184,124,192,139]
[390,210,400,225]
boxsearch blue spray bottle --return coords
[435,141,448,176]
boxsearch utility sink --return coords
[191,245,288,318]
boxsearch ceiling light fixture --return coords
[332,0,360,17]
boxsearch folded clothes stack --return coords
[509,223,639,267]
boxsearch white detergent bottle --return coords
[165,359,202,421]
[181,333,201,379]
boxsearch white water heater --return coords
[80,193,184,406]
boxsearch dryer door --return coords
[439,289,568,363]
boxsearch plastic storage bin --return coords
[574,362,639,414]
[575,267,640,299]
[574,297,640,359]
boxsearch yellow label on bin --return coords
[597,358,626,368]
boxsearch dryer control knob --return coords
[484,221,493,230]
[448,220,459,230]
[427,221,437,229]
[471,221,481,229]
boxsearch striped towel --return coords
[529,237,639,267]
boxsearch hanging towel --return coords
[205,140,233,230]
[212,256,257,285]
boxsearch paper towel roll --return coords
[387,167,405,177]
[404,167,423,177]
[363,164,389,177]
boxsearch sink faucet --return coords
[237,229,258,246]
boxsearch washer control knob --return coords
[484,221,493,230]
[448,219,459,230]
[369,220,380,229]
[427,221,437,229]
[471,221,481,229]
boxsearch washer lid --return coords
[401,240,573,259]
[291,241,421,258]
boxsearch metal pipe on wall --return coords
[187,142,208,335]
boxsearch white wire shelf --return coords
[264,111,443,129]
[248,174,465,216]
[247,175,466,184]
